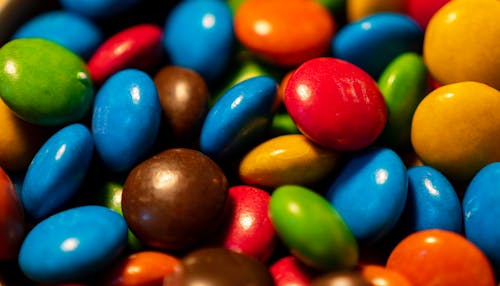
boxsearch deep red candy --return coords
[270,256,317,286]
[407,0,450,29]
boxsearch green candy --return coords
[0,38,93,126]
[377,52,428,151]
[269,185,358,271]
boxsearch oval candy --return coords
[270,256,316,286]
[59,0,141,19]
[347,0,406,22]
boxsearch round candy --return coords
[122,148,228,251]
[406,0,449,29]
[163,0,234,81]
[347,0,406,22]
[387,229,496,286]
[310,271,371,286]
[326,147,408,244]
[239,134,342,188]
[411,81,500,182]
[0,167,25,260]
[200,76,278,158]
[87,24,163,85]
[423,0,500,89]
[463,162,500,275]
[234,0,335,66]
[22,123,94,220]
[360,264,412,286]
[284,57,387,151]
[0,38,93,126]
[163,247,274,286]
[58,0,140,19]
[92,69,161,172]
[332,13,423,78]
[269,185,358,270]
[18,205,128,283]
[270,256,316,286]
[12,10,103,59]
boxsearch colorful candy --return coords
[270,256,316,286]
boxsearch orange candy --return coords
[386,229,496,286]
[234,0,335,66]
[360,264,413,286]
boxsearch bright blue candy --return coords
[331,13,423,78]
[21,124,94,220]
[200,76,277,158]
[463,162,500,275]
[163,0,234,81]
[58,0,140,19]
[326,147,407,244]
[12,10,103,59]
[397,166,462,234]
[92,69,161,172]
[19,205,127,283]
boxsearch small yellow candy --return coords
[424,0,500,89]
[411,81,500,182]
[347,0,406,22]
[239,134,342,188]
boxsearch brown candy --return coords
[163,247,274,286]
[310,271,372,286]
[154,66,210,143]
[122,148,228,251]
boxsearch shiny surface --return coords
[153,66,209,143]
[200,76,278,157]
[270,256,316,286]
[423,0,500,89]
[87,24,163,85]
[347,0,406,22]
[22,124,94,220]
[269,185,358,270]
[122,148,228,251]
[326,147,407,244]
[0,167,25,260]
[214,185,275,262]
[0,38,93,126]
[163,247,274,286]
[234,0,335,66]
[360,264,413,286]
[310,271,371,286]
[92,69,161,172]
[18,206,128,283]
[406,0,449,28]
[239,134,342,188]
[463,162,500,275]
[284,57,387,151]
[411,81,500,182]
[163,0,233,81]
[332,13,423,78]
[386,229,496,286]
[58,0,140,19]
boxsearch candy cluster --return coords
[0,0,499,285]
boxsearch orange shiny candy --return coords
[386,229,496,286]
[234,0,335,66]
[103,251,180,286]
[360,264,413,286]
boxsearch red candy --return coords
[270,256,317,286]
[407,0,450,29]
[87,24,163,85]
[284,57,387,151]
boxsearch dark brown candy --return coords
[163,247,274,286]
[122,148,228,251]
[154,66,210,143]
[310,271,372,286]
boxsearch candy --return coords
[92,69,161,172]
[346,0,406,22]
[270,256,316,286]
[360,264,413,286]
[58,0,140,19]
[310,271,372,286]
[284,57,387,151]
[406,0,449,29]
[21,123,94,220]
[0,38,93,126]
[411,81,500,182]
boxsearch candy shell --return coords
[310,271,371,286]
[326,147,407,244]
[21,124,94,220]
[58,0,140,19]
[269,185,358,270]
[92,69,161,172]
[18,205,128,283]
[0,38,93,126]
[347,0,406,22]
[406,0,449,29]
[270,256,316,286]
[360,264,412,286]
[411,81,500,182]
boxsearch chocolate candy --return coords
[122,148,228,251]
[310,271,372,286]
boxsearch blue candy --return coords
[331,13,423,78]
[18,205,127,283]
[163,0,234,81]
[21,124,94,220]
[200,76,277,158]
[58,0,140,19]
[92,69,161,172]
[12,10,103,59]
[326,147,407,244]
[463,162,500,275]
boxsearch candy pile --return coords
[0,0,499,285]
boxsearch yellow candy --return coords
[239,134,342,188]
[424,0,500,89]
[347,0,406,22]
[411,81,500,182]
